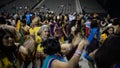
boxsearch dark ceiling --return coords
[0,0,120,18]
[96,0,120,18]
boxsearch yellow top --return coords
[0,57,16,68]
[29,26,40,36]
[36,35,44,52]
[29,26,44,52]
[100,33,108,44]
[16,20,21,31]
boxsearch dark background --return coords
[0,0,120,18]
[96,0,120,18]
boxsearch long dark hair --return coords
[91,19,99,28]
[0,28,17,66]
[0,28,14,48]
[102,26,114,35]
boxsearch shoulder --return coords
[101,33,107,37]
[52,59,69,68]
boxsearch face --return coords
[108,28,114,34]
[2,33,14,47]
[41,28,50,39]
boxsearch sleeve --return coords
[87,28,98,44]
[100,33,107,44]
[36,35,42,43]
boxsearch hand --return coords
[19,46,28,55]
[14,43,20,47]
[78,38,89,50]
[72,35,81,47]
[61,43,71,55]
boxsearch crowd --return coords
[0,10,120,68]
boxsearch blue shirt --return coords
[26,13,32,25]
[87,28,100,44]
[42,55,65,68]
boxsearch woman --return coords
[18,35,36,68]
[41,37,88,68]
[100,26,114,44]
[95,19,120,68]
[65,26,83,68]
[0,28,27,68]
[0,18,20,42]
[36,25,51,53]
[84,19,100,68]
[54,20,65,44]
[35,25,51,68]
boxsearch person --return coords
[95,18,120,68]
[20,19,30,35]
[0,16,20,42]
[18,35,36,68]
[65,26,83,68]
[29,17,41,37]
[36,25,51,54]
[84,19,100,68]
[0,28,27,68]
[84,17,92,37]
[41,37,88,68]
[54,20,65,44]
[35,25,51,68]
[0,16,33,68]
[25,11,32,26]
[100,26,114,44]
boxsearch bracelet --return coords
[74,49,82,56]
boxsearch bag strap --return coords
[48,58,55,68]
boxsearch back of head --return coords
[91,19,99,28]
[41,37,61,55]
[21,19,27,24]
[95,32,120,68]
[23,35,35,53]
